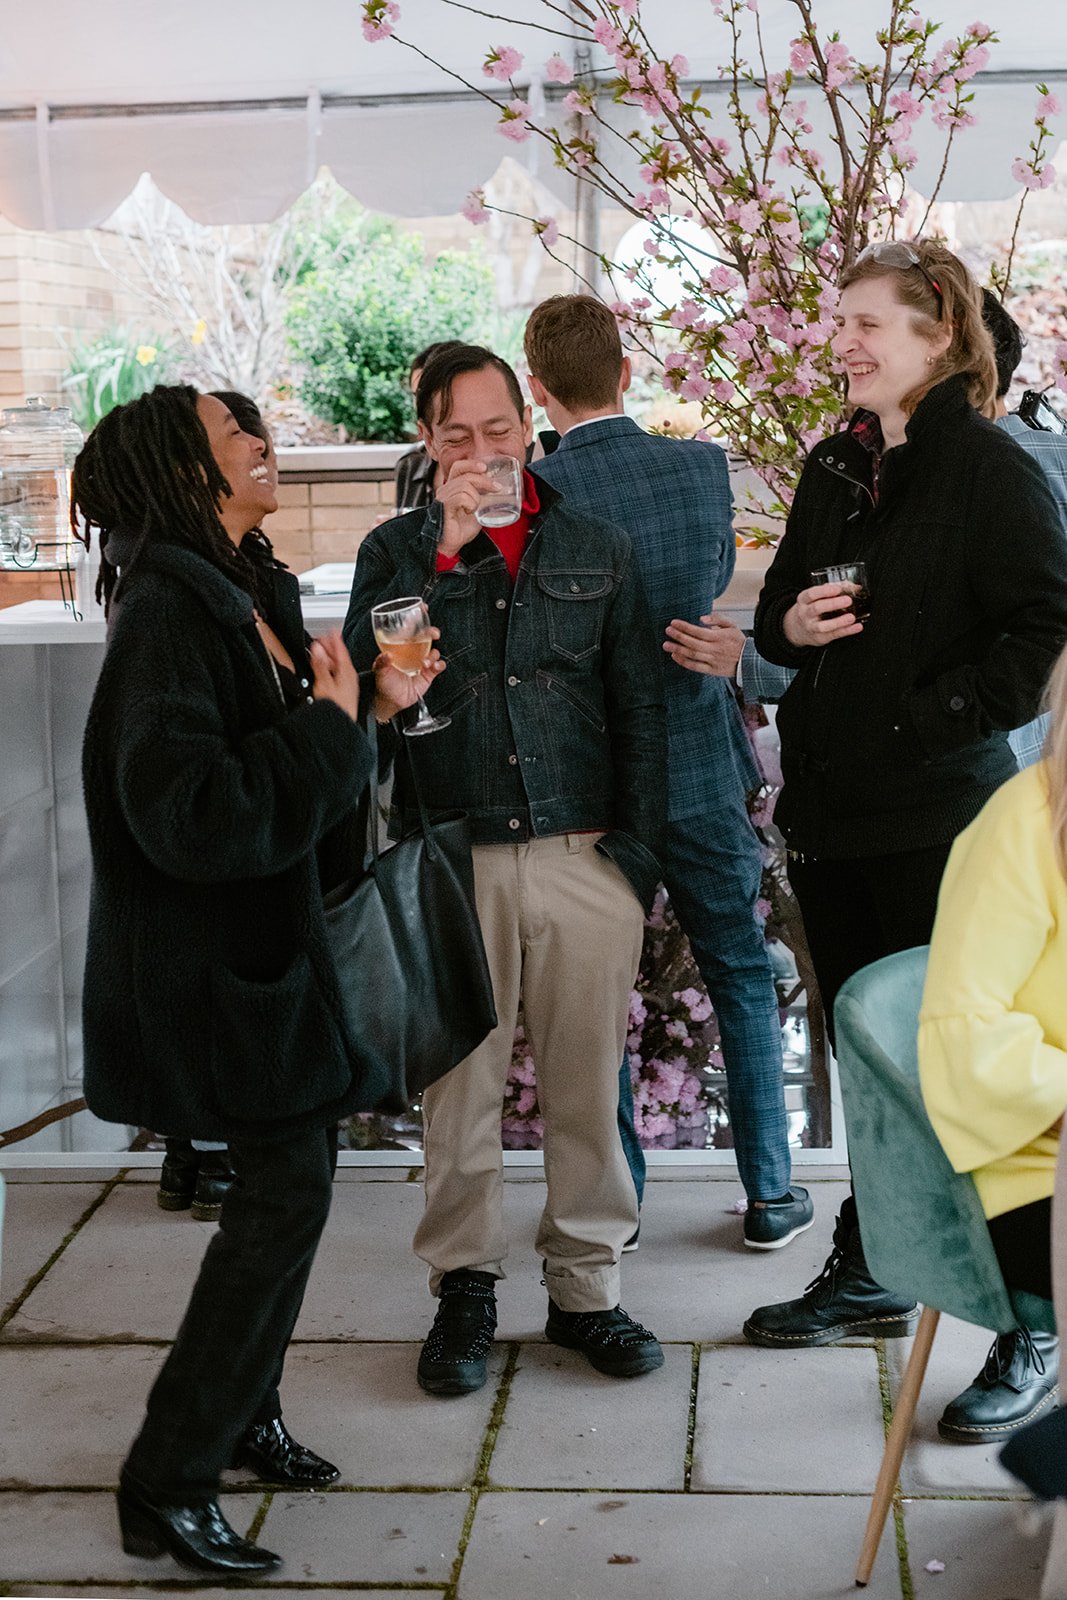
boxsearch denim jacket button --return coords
[507,674,520,686]
[495,598,507,610]
[508,754,518,765]
[948,694,966,712]
[508,817,521,830]
[569,582,580,593]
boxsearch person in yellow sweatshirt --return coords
[920,639,1067,1446]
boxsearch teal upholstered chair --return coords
[835,945,1056,1587]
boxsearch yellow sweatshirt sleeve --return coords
[918,770,1067,1179]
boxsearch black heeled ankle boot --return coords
[233,1416,340,1486]
[116,1482,281,1575]
[743,1199,919,1348]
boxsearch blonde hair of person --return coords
[838,239,998,421]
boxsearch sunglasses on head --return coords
[855,240,943,317]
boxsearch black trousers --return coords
[123,1124,337,1501]
[787,842,953,1052]
[788,843,953,1261]
[988,1198,1054,1301]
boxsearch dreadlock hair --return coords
[208,389,285,570]
[72,384,267,615]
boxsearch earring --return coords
[926,355,936,365]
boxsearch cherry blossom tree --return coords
[362,0,1063,531]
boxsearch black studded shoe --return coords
[116,1482,281,1575]
[190,1148,236,1221]
[545,1299,665,1377]
[232,1417,340,1486]
[417,1269,497,1396]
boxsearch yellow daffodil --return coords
[135,345,157,367]
[190,319,207,346]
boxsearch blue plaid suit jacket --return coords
[532,415,760,820]
[738,410,1067,772]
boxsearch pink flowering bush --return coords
[362,0,1063,526]
[501,894,725,1150]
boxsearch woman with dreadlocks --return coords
[75,385,442,1576]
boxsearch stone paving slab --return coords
[615,1179,854,1342]
[488,1342,691,1490]
[886,1316,1031,1496]
[1,1182,106,1318]
[0,1342,504,1492]
[0,1491,264,1584]
[4,1590,438,1598]
[691,1343,886,1492]
[457,1490,902,1599]
[901,1494,1049,1598]
[257,1489,466,1586]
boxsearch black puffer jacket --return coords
[81,543,375,1140]
[754,376,1067,859]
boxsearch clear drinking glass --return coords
[475,455,523,528]
[370,596,450,737]
[811,560,871,622]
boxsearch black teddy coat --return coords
[81,542,375,1141]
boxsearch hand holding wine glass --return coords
[370,597,451,736]
[374,626,445,722]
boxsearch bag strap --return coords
[365,713,441,866]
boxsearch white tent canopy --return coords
[2,0,1066,229]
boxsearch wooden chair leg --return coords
[855,1304,940,1587]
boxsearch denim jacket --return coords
[343,479,667,911]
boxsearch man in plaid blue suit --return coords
[526,295,813,1249]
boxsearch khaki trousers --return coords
[414,833,645,1313]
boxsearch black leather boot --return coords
[938,1329,1059,1443]
[417,1269,498,1395]
[743,1200,919,1348]
[190,1148,236,1221]
[233,1417,340,1486]
[116,1481,281,1575]
[157,1139,199,1212]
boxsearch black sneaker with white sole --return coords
[743,1186,815,1251]
[545,1299,664,1377]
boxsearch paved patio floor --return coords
[0,1165,1058,1599]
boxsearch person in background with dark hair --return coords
[75,384,439,1576]
[345,344,668,1399]
[981,290,1067,771]
[393,341,466,511]
[524,293,811,1251]
[744,239,1067,1446]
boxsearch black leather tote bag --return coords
[323,725,497,1113]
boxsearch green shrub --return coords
[284,229,493,441]
[61,327,177,432]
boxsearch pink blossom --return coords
[966,21,993,41]
[461,189,490,225]
[789,37,815,73]
[562,88,594,117]
[704,264,737,294]
[1037,92,1063,119]
[498,99,531,142]
[890,89,922,119]
[643,236,660,255]
[670,298,703,329]
[544,53,573,84]
[955,45,989,81]
[535,215,560,248]
[484,44,524,80]
[664,351,687,372]
[672,53,689,78]
[361,0,400,41]
[593,18,625,52]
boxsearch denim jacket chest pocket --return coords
[537,570,615,662]
[429,569,477,659]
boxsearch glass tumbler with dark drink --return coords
[371,596,450,736]
[811,560,871,623]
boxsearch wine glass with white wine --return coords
[370,596,450,737]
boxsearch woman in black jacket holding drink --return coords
[743,240,1067,1442]
[76,385,439,1576]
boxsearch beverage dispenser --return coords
[0,396,84,583]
